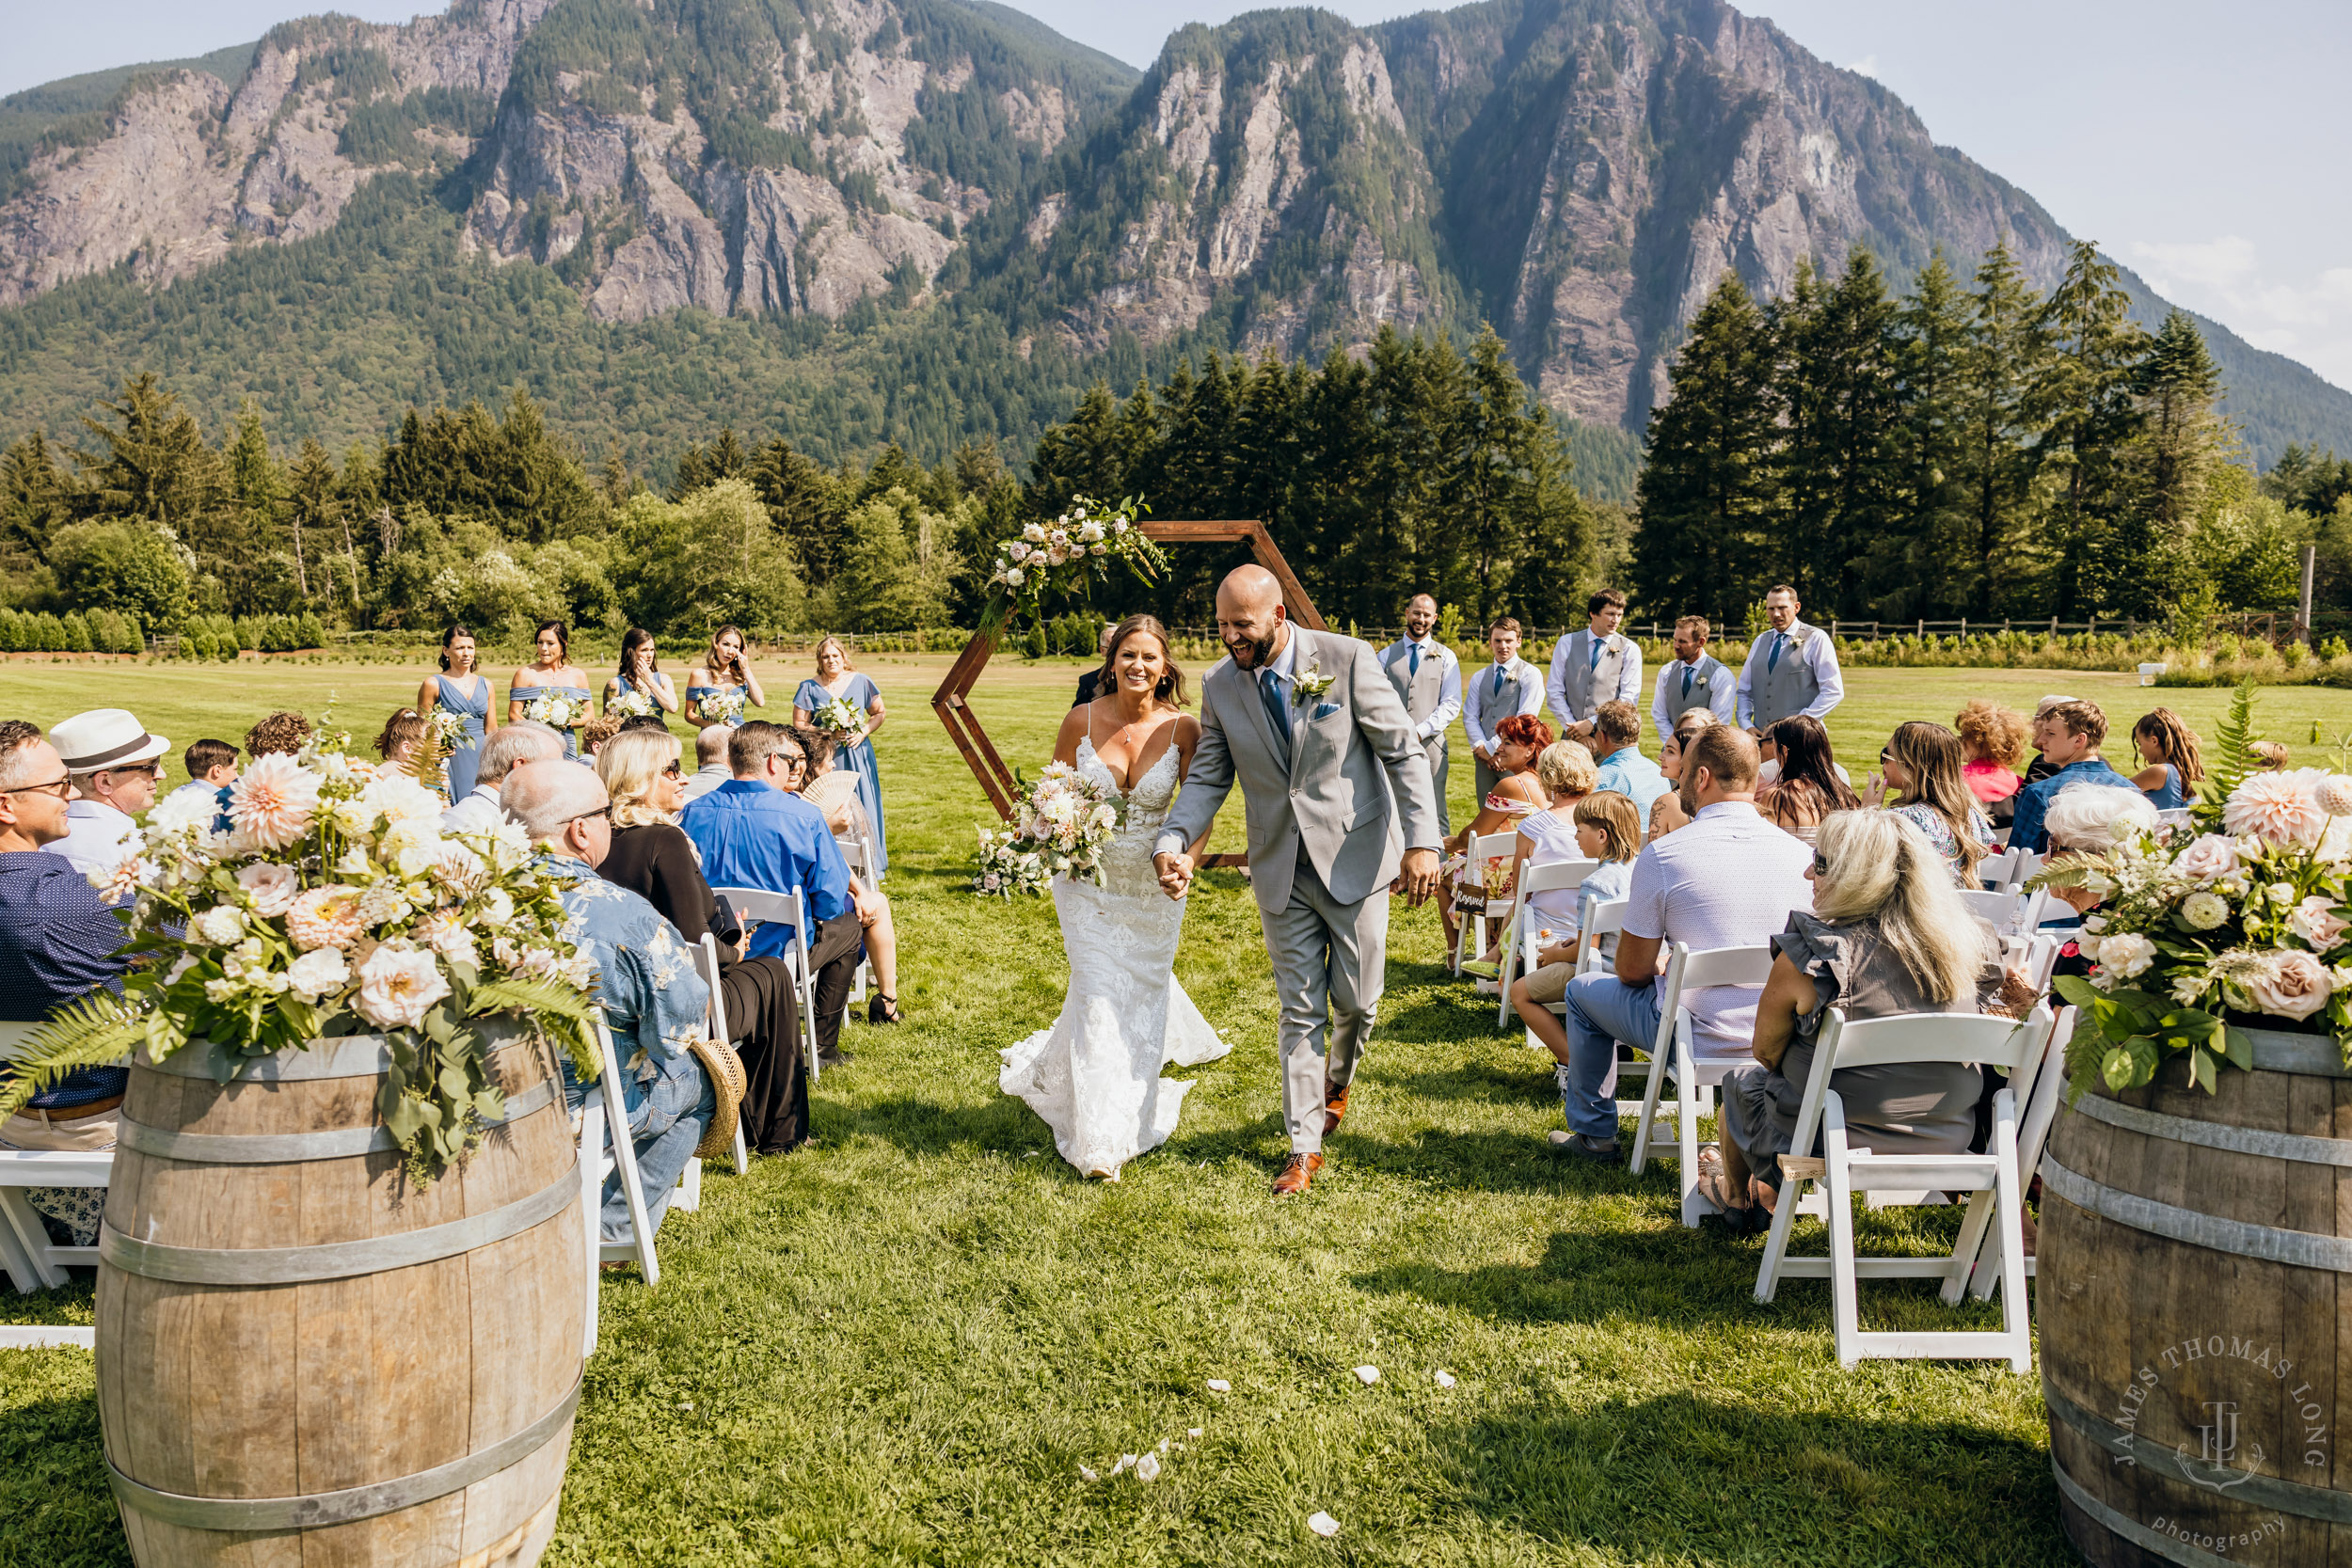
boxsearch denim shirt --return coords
[543,854,708,1113]
[2007,758,2139,855]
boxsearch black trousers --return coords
[805,911,864,1057]
[719,956,809,1153]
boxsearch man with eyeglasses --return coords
[0,719,135,1249]
[45,708,169,876]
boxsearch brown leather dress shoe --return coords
[1322,1084,1351,1136]
[1272,1152,1324,1196]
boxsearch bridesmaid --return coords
[793,634,887,872]
[418,623,496,801]
[684,623,765,729]
[509,620,596,761]
[604,626,680,718]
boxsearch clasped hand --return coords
[1153,850,1194,900]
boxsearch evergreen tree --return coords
[286,438,345,608]
[2132,310,2229,534]
[1951,245,2052,617]
[2036,241,2148,615]
[1885,252,1974,616]
[1776,248,1905,615]
[78,372,228,534]
[0,434,71,571]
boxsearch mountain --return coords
[0,0,2345,479]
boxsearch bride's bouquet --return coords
[811,694,864,737]
[971,763,1126,896]
[524,691,584,729]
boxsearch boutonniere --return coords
[1292,661,1336,706]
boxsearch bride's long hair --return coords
[1097,615,1189,708]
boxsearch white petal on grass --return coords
[1549,1130,1573,1145]
[1187,1427,1202,1437]
[1308,1511,1342,1537]
[1433,1370,1456,1388]
[1135,1452,1162,1482]
[1078,1465,1099,1481]
[1113,1454,1136,1474]
[1353,1365,1380,1385]
[1156,1438,1169,1454]
[1206,1379,1232,1393]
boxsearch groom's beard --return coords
[1225,628,1279,670]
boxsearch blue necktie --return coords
[1407,641,1421,677]
[1259,668,1294,747]
[1492,666,1505,695]
[1681,665,1694,698]
[1588,637,1602,671]
[1768,633,1787,674]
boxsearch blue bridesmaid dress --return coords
[798,673,887,871]
[435,673,491,800]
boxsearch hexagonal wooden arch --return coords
[931,520,1325,864]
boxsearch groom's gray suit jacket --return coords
[1154,626,1441,912]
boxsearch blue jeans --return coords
[1557,973,1663,1139]
[564,1056,716,1243]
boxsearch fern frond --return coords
[2191,678,2261,834]
[466,976,601,1079]
[0,992,144,1120]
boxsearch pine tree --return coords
[0,434,71,571]
[1951,245,2052,616]
[79,373,228,533]
[1777,248,1904,616]
[2037,241,2149,615]
[1885,252,1975,615]
[2133,310,2229,533]
[286,439,344,606]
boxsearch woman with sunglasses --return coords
[1862,721,1994,883]
[593,726,813,1153]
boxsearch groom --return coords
[1153,566,1441,1196]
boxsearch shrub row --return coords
[0,607,145,653]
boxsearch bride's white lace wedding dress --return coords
[999,735,1232,1177]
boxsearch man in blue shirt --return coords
[2008,700,2137,855]
[504,760,715,1244]
[1587,702,1672,823]
[680,721,866,1068]
[0,719,134,1248]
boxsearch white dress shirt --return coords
[1546,628,1643,727]
[1463,657,1544,752]
[679,764,733,802]
[1650,656,1738,735]
[1382,636,1463,741]
[50,798,138,875]
[1734,620,1846,728]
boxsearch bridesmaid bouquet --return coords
[608,690,658,720]
[525,691,584,729]
[701,689,746,726]
[811,694,864,736]
[426,708,472,750]
[971,763,1126,895]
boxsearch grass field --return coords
[0,655,2345,1566]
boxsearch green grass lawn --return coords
[0,654,2345,1566]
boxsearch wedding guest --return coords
[504,761,715,1243]
[796,728,902,1023]
[2128,707,2204,811]
[596,728,811,1152]
[1547,589,1642,744]
[418,624,495,802]
[2021,693,2083,785]
[1758,715,1860,845]
[1072,623,1116,707]
[441,721,563,834]
[1863,721,1993,882]
[1650,615,1737,736]
[1699,810,2006,1228]
[1955,698,2030,825]
[579,709,627,761]
[1460,738,1598,977]
[679,724,734,802]
[244,709,311,758]
[1506,789,1644,1046]
[165,737,238,811]
[679,721,866,1068]
[1548,726,1813,1160]
[1735,585,1844,734]
[2250,740,2290,771]
[0,721,130,1248]
[1589,702,1671,822]
[1381,594,1463,836]
[373,707,432,787]
[604,626,680,717]
[1438,713,1553,958]
[793,635,888,872]
[685,624,765,729]
[2008,701,2136,856]
[1463,616,1545,801]
[46,708,167,874]
[509,620,595,760]
[1648,709,1718,842]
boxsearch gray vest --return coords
[1382,640,1448,726]
[1661,655,1726,723]
[1750,626,1821,729]
[1559,631,1629,720]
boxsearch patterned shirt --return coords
[0,849,133,1107]
[542,855,707,1097]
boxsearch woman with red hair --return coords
[1438,711,1554,959]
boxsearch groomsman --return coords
[1463,615,1544,800]
[1735,584,1844,734]
[1546,589,1641,744]
[1380,594,1463,835]
[1650,614,1737,736]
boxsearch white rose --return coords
[284,945,351,1001]
[1078,520,1104,542]
[149,788,219,833]
[353,945,452,1030]
[2267,882,2298,908]
[2095,931,2157,979]
[478,889,514,927]
[1112,516,1129,532]
[1005,566,1025,586]
[1008,540,1032,562]
[2172,834,2239,879]
[2180,891,2229,930]
[195,904,246,946]
[236,862,300,917]
[1023,522,1046,543]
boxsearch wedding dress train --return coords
[999,736,1232,1177]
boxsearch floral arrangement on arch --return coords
[2037,686,2352,1100]
[971,763,1125,897]
[1,730,603,1183]
[982,495,1167,634]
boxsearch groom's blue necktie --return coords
[1258,668,1294,752]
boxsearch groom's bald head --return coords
[1216,564,1289,672]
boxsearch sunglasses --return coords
[1811,853,1831,877]
[564,804,612,828]
[662,762,683,778]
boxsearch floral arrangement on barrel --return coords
[2036,685,2352,1099]
[972,763,1125,898]
[0,727,603,1183]
[981,496,1167,635]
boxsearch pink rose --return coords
[2249,950,2333,1021]
[236,862,300,917]
[2172,834,2240,880]
[353,945,452,1030]
[2289,895,2351,952]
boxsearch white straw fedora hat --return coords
[50,708,169,772]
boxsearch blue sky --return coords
[9,0,2348,391]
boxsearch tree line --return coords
[1634,241,2348,628]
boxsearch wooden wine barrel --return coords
[2038,1027,2352,1568]
[96,1022,584,1567]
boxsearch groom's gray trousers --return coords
[1264,847,1388,1155]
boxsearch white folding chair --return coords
[580,1014,662,1297]
[1753,1005,2054,1371]
[1627,942,1776,1227]
[1974,847,2017,892]
[1494,858,1599,1027]
[1453,831,1521,974]
[832,835,879,1005]
[1961,1004,2076,1300]
[1957,887,2021,930]
[712,884,826,1082]
[1575,896,1629,977]
[686,934,750,1196]
[0,1018,113,1341]
[1999,932,2061,995]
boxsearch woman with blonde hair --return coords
[1863,721,1993,881]
[1699,810,2008,1229]
[793,634,888,872]
[594,726,814,1152]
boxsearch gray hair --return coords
[694,724,733,767]
[0,721,44,790]
[501,759,608,842]
[476,721,565,786]
[1812,810,1992,1006]
[2042,784,2158,850]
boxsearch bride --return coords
[1000,613,1232,1179]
